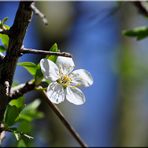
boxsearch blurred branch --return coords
[10,82,88,147]
[0,30,10,35]
[40,89,88,148]
[31,2,48,25]
[21,47,72,57]
[133,2,148,17]
[10,80,35,100]
[0,53,4,61]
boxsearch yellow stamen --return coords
[57,75,72,88]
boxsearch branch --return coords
[20,47,72,57]
[0,1,33,121]
[10,80,35,100]
[31,2,48,25]
[133,2,148,17]
[0,29,10,35]
[10,82,87,147]
[0,53,4,61]
[40,89,88,147]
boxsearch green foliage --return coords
[18,43,60,86]
[4,105,21,126]
[18,99,44,122]
[0,17,10,50]
[0,17,8,27]
[47,43,59,62]
[3,97,24,126]
[0,34,9,48]
[123,26,148,40]
[3,98,43,146]
[0,45,6,53]
[17,139,26,147]
[9,97,25,109]
[18,62,37,76]
[35,64,43,85]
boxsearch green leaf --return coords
[18,99,44,122]
[17,121,32,133]
[3,105,20,126]
[18,62,37,76]
[3,97,25,126]
[0,45,6,53]
[123,26,148,40]
[35,64,44,85]
[47,43,59,62]
[9,97,25,109]
[0,34,9,48]
[17,139,27,147]
[1,17,8,25]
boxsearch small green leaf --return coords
[18,62,37,76]
[17,139,27,147]
[0,34,9,48]
[9,97,25,109]
[3,105,20,126]
[0,45,6,53]
[17,121,32,133]
[35,64,43,85]
[25,99,41,110]
[123,26,148,40]
[18,99,44,122]
[1,17,8,25]
[47,43,60,62]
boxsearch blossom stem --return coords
[40,89,88,147]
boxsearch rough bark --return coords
[0,1,33,122]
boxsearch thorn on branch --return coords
[31,2,48,25]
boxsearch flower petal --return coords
[66,86,85,105]
[40,58,59,81]
[70,69,93,87]
[47,82,65,104]
[56,56,75,75]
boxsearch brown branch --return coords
[133,2,148,17]
[21,47,72,57]
[40,89,88,147]
[31,2,48,25]
[10,80,35,100]
[10,82,88,147]
[0,29,10,35]
[0,53,4,61]
[0,1,33,121]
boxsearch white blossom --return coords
[40,56,93,105]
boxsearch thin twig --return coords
[10,80,35,100]
[40,89,88,148]
[21,47,72,58]
[0,30,10,36]
[31,2,48,25]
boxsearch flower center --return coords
[57,75,72,88]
